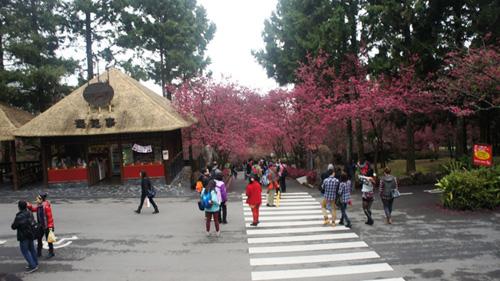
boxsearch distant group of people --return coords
[320,160,399,228]
[243,159,288,226]
[11,192,55,274]
[196,161,229,237]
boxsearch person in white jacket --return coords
[359,169,376,225]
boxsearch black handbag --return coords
[197,201,204,211]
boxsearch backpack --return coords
[201,191,213,209]
[195,180,203,193]
[261,172,270,186]
[383,176,396,197]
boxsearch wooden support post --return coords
[161,133,169,184]
[83,142,89,187]
[10,141,19,190]
[118,140,124,185]
[41,140,49,188]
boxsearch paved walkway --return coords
[241,192,405,281]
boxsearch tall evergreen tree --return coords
[1,0,76,112]
[115,0,215,99]
[65,0,116,81]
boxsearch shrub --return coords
[436,165,500,210]
[306,171,318,185]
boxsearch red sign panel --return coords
[473,144,493,167]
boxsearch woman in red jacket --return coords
[28,192,55,258]
[246,174,262,226]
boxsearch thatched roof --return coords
[16,68,195,137]
[0,103,34,141]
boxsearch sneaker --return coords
[152,210,159,214]
[47,253,55,259]
[134,210,140,214]
[250,223,258,226]
[205,231,210,237]
[345,223,352,228]
[25,266,38,273]
[221,220,228,224]
[215,231,221,237]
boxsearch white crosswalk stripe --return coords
[248,233,358,244]
[242,191,405,281]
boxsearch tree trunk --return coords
[370,119,379,175]
[85,10,93,80]
[355,118,364,161]
[479,110,491,144]
[406,117,416,174]
[378,122,386,168]
[0,21,4,70]
[346,118,353,165]
[159,48,170,99]
[455,116,467,158]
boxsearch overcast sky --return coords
[62,0,280,95]
[142,0,280,94]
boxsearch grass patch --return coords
[380,158,451,177]
[381,157,499,177]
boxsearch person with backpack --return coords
[246,174,262,226]
[379,167,399,224]
[200,180,221,236]
[264,167,279,207]
[135,171,159,214]
[12,200,39,273]
[27,192,55,258]
[359,169,376,225]
[196,168,211,193]
[214,171,228,224]
[321,169,339,226]
[338,172,353,228]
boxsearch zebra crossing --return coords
[242,192,405,281]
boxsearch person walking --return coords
[379,167,399,224]
[264,167,278,207]
[214,171,228,224]
[277,160,288,193]
[201,181,221,236]
[28,192,55,258]
[246,174,262,226]
[338,172,353,228]
[359,169,376,225]
[11,200,39,273]
[321,169,339,226]
[135,171,159,214]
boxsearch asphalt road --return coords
[0,174,498,281]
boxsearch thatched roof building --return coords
[14,68,193,187]
[16,68,194,137]
[0,102,34,141]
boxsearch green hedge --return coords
[436,165,500,210]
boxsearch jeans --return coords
[340,203,351,226]
[205,211,220,232]
[20,240,38,269]
[219,201,227,223]
[382,198,394,218]
[137,194,159,212]
[37,228,54,257]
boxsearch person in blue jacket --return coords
[201,180,221,237]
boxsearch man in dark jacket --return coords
[11,200,39,273]
[135,171,159,214]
